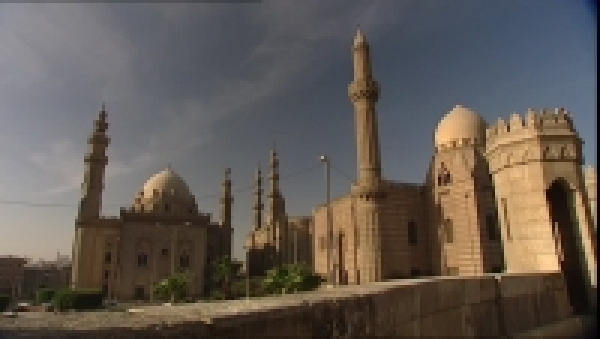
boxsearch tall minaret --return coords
[348,29,383,284]
[348,29,382,188]
[253,167,263,230]
[267,147,280,226]
[77,104,110,222]
[220,168,233,228]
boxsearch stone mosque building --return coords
[247,29,596,311]
[71,107,233,301]
[311,29,596,290]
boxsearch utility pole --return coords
[170,225,177,303]
[245,246,250,301]
[293,228,298,265]
[320,155,335,286]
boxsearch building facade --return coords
[71,106,233,301]
[22,259,71,301]
[310,30,597,310]
[0,256,27,301]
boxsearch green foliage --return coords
[262,263,323,295]
[153,272,191,303]
[230,276,268,299]
[52,288,103,311]
[0,294,9,311]
[210,255,243,299]
[35,288,56,304]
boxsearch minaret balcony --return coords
[348,80,379,102]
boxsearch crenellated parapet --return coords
[486,108,576,147]
[485,108,581,173]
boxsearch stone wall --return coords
[0,272,578,338]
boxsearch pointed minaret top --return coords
[101,102,106,112]
[353,27,367,46]
[225,167,231,180]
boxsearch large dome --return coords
[132,167,197,214]
[435,105,487,147]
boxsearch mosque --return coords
[246,29,596,312]
[71,107,233,300]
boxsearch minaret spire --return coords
[220,167,233,228]
[348,30,383,284]
[77,104,111,222]
[349,28,382,187]
[253,166,263,230]
[267,146,280,221]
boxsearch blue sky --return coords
[0,1,595,261]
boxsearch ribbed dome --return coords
[132,167,197,214]
[435,105,487,147]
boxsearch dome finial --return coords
[354,26,366,46]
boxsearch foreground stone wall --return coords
[0,272,576,338]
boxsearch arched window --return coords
[104,252,112,263]
[165,204,171,212]
[437,163,452,186]
[444,219,454,243]
[407,221,417,245]
[137,253,148,268]
[179,253,190,269]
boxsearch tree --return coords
[153,272,190,303]
[211,255,243,300]
[262,263,322,295]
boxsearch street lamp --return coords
[320,155,336,286]
[244,245,250,301]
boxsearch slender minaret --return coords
[267,147,280,225]
[77,104,110,222]
[253,167,263,230]
[348,28,382,188]
[348,29,384,283]
[220,168,233,228]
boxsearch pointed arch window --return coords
[137,253,148,268]
[179,253,190,269]
[437,162,452,186]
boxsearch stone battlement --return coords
[0,272,587,338]
[486,108,575,143]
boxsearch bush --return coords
[36,288,56,304]
[0,294,9,311]
[53,288,103,311]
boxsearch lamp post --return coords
[320,155,335,286]
[245,245,250,301]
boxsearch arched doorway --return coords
[546,179,589,314]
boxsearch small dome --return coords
[132,167,197,214]
[435,105,487,147]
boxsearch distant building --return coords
[0,256,27,300]
[22,256,71,300]
[245,151,313,277]
[70,106,233,301]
